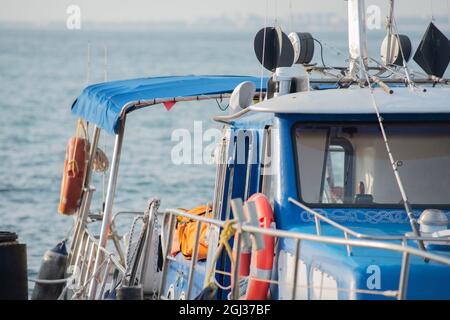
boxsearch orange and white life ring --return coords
[237,193,275,300]
[58,132,87,216]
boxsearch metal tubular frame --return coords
[159,207,450,300]
[289,198,450,244]
[88,117,126,299]
[158,212,177,299]
[186,221,202,299]
[231,232,242,300]
[63,228,125,300]
[291,239,301,300]
[69,125,101,265]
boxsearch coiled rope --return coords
[202,220,236,295]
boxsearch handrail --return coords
[111,211,145,225]
[288,197,450,243]
[84,229,126,274]
[64,227,126,300]
[67,206,450,300]
[165,208,226,227]
[164,207,450,266]
[161,206,450,301]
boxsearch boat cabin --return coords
[207,86,450,299]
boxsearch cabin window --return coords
[293,122,450,207]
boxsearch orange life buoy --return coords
[236,193,275,300]
[58,136,87,215]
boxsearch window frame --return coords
[318,137,354,204]
[259,126,275,204]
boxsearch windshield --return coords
[293,123,450,207]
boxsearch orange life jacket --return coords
[171,205,212,260]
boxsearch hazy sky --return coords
[1,0,447,24]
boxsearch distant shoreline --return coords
[1,14,449,33]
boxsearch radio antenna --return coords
[103,45,108,82]
[86,41,91,85]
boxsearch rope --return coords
[391,16,414,89]
[447,0,450,28]
[215,98,229,111]
[430,0,435,22]
[205,220,236,285]
[125,216,144,273]
[92,147,109,172]
[68,118,87,176]
[259,0,269,102]
[313,38,327,68]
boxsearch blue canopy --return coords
[71,75,267,134]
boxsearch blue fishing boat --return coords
[32,0,450,300]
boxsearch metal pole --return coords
[231,232,242,300]
[398,240,411,300]
[186,221,202,299]
[98,259,112,300]
[291,239,301,300]
[360,65,426,253]
[158,213,176,299]
[385,0,395,65]
[344,232,352,256]
[348,0,368,78]
[88,118,126,299]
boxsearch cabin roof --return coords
[249,86,450,115]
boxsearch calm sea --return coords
[0,26,434,290]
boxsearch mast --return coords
[347,0,369,79]
[385,0,395,65]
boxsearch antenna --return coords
[430,0,435,22]
[86,42,91,85]
[447,0,450,27]
[103,45,108,82]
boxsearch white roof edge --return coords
[248,87,450,114]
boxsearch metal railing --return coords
[62,228,126,300]
[64,200,161,300]
[158,200,450,300]
[288,197,450,256]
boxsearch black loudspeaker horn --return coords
[254,27,294,71]
[413,22,450,78]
